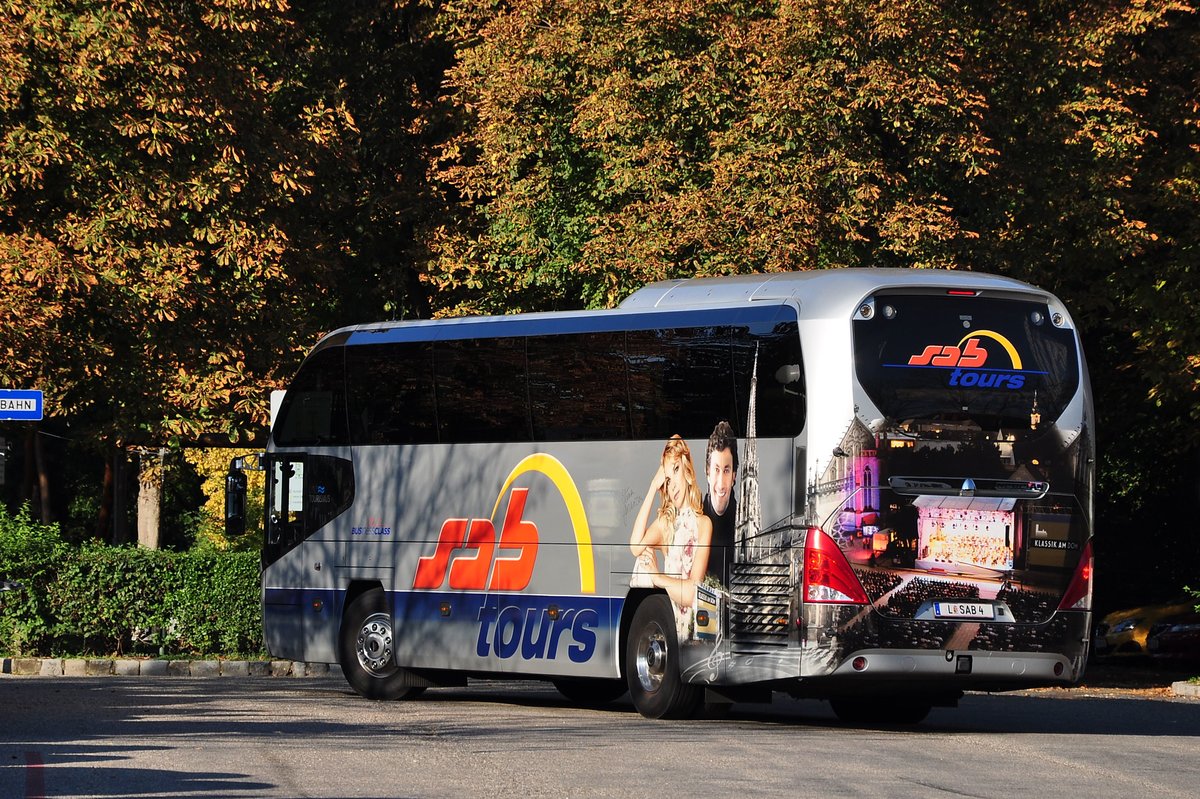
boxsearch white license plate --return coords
[934,602,995,620]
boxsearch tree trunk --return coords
[112,449,132,545]
[137,450,162,549]
[32,425,52,524]
[97,454,114,542]
[22,428,35,512]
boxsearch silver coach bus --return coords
[227,268,1094,722]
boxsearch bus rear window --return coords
[852,294,1079,429]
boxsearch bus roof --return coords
[620,268,1044,315]
[321,268,1052,349]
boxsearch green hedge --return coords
[0,506,263,657]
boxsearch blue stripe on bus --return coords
[343,304,791,345]
[264,587,311,606]
[264,587,622,628]
[264,587,623,665]
[393,590,615,618]
[883,363,1050,375]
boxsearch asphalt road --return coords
[2,676,1198,798]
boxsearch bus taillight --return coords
[1057,539,1094,611]
[803,527,870,605]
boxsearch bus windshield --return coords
[853,293,1079,435]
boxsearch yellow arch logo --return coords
[491,454,596,594]
[957,330,1023,370]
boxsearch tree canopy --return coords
[0,0,1196,594]
[1,0,323,446]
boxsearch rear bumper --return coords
[792,648,1083,698]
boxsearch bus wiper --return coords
[888,476,1049,499]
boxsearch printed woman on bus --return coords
[629,435,713,640]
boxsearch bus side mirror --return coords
[232,453,264,472]
[775,363,803,396]
[775,364,802,385]
[225,468,248,538]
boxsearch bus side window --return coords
[264,455,353,567]
[273,345,349,447]
[731,320,805,438]
[436,337,531,443]
[529,332,629,441]
[627,326,736,440]
[346,342,438,445]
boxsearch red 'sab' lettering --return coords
[412,488,539,592]
[909,344,948,366]
[490,488,538,591]
[907,339,988,368]
[448,519,495,590]
[957,338,987,367]
[413,519,466,589]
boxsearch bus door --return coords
[262,452,355,662]
[263,454,309,659]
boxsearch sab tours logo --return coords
[901,330,1035,389]
[411,454,599,664]
[412,453,595,593]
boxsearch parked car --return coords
[1092,598,1196,659]
[1146,612,1200,665]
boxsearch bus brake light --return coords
[803,527,870,605]
[1057,539,1093,611]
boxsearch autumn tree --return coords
[431,0,1195,424]
[429,0,999,313]
[960,2,1199,452]
[287,1,451,323]
[429,0,1199,600]
[0,1,350,532]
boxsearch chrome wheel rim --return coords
[635,621,668,693]
[355,612,395,675]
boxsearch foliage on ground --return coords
[0,506,262,657]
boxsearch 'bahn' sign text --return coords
[0,390,44,421]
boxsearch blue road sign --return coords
[0,389,43,421]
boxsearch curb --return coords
[1,657,342,680]
[1171,680,1200,699]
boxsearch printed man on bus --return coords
[702,420,738,588]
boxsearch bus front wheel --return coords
[339,589,426,701]
[625,594,700,719]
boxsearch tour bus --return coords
[226,268,1094,722]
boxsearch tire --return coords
[339,589,426,701]
[552,678,628,706]
[830,697,931,726]
[625,594,701,719]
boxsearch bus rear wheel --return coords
[625,594,700,719]
[339,589,426,701]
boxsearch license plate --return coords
[934,602,995,620]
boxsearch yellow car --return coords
[1093,598,1197,658]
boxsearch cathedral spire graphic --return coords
[735,346,762,561]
